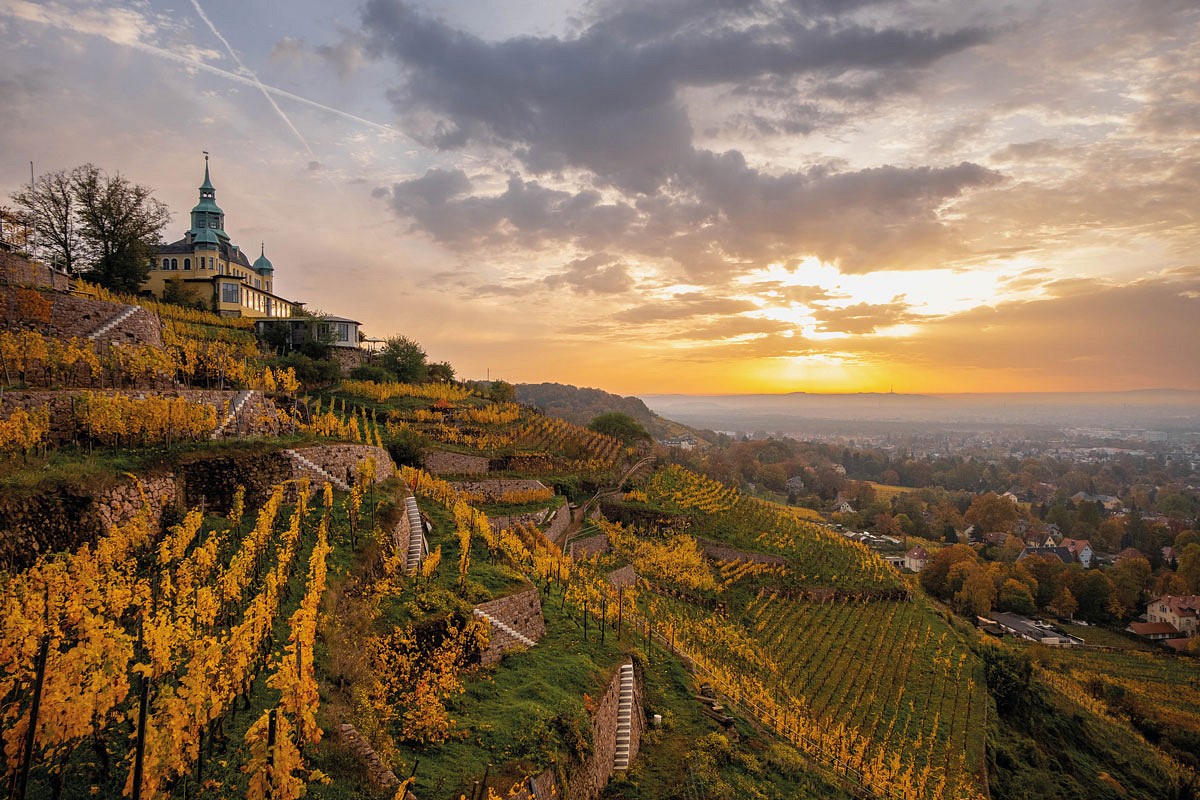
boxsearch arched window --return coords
[171,258,178,270]
[183,258,191,270]
[162,258,170,270]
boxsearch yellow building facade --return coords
[143,158,303,319]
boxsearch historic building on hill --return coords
[142,157,304,319]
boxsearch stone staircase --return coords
[614,661,635,771]
[404,496,427,574]
[210,390,255,439]
[86,304,139,341]
[283,448,352,492]
[472,607,538,650]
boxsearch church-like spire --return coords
[200,151,214,192]
[190,151,228,244]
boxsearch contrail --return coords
[189,0,315,157]
[0,1,401,138]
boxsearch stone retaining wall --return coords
[0,251,70,290]
[425,450,490,475]
[544,503,571,543]
[336,723,401,793]
[285,443,395,487]
[92,473,178,535]
[0,471,178,570]
[0,285,163,348]
[329,347,367,374]
[473,586,546,666]
[698,539,787,565]
[568,533,610,559]
[564,661,644,800]
[607,565,638,589]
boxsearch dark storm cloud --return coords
[363,0,998,276]
[387,170,638,248]
[362,0,987,191]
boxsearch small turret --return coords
[253,243,274,275]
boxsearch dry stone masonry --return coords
[472,587,546,666]
[565,659,644,800]
[423,450,490,475]
[281,444,395,490]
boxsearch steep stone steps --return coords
[209,390,255,439]
[471,607,538,649]
[614,661,635,770]
[86,304,139,341]
[404,496,427,574]
[283,448,352,492]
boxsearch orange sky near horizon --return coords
[1,1,1198,396]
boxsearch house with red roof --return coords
[1060,538,1094,568]
[904,546,929,572]
[1145,595,1200,638]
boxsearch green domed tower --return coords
[189,154,229,243]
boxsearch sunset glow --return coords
[2,0,1198,394]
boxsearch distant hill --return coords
[516,382,701,441]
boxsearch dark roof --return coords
[161,236,253,267]
[1127,621,1180,637]
[1018,546,1075,564]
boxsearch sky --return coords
[1,0,1198,395]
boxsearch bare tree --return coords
[10,167,82,272]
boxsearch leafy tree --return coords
[1108,556,1151,616]
[965,492,1021,534]
[981,646,1031,715]
[487,380,515,402]
[71,164,171,291]
[379,335,428,383]
[1065,568,1117,623]
[1177,543,1200,594]
[426,360,455,383]
[10,167,82,272]
[951,562,996,617]
[161,279,206,310]
[919,544,979,599]
[588,411,651,445]
[274,352,340,390]
[1048,586,1078,619]
[998,579,1037,616]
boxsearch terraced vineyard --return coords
[748,595,988,796]
[640,465,901,591]
[606,464,988,799]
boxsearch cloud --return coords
[544,253,634,294]
[360,0,1001,278]
[839,274,1200,388]
[812,299,917,334]
[271,34,365,81]
[615,293,758,323]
